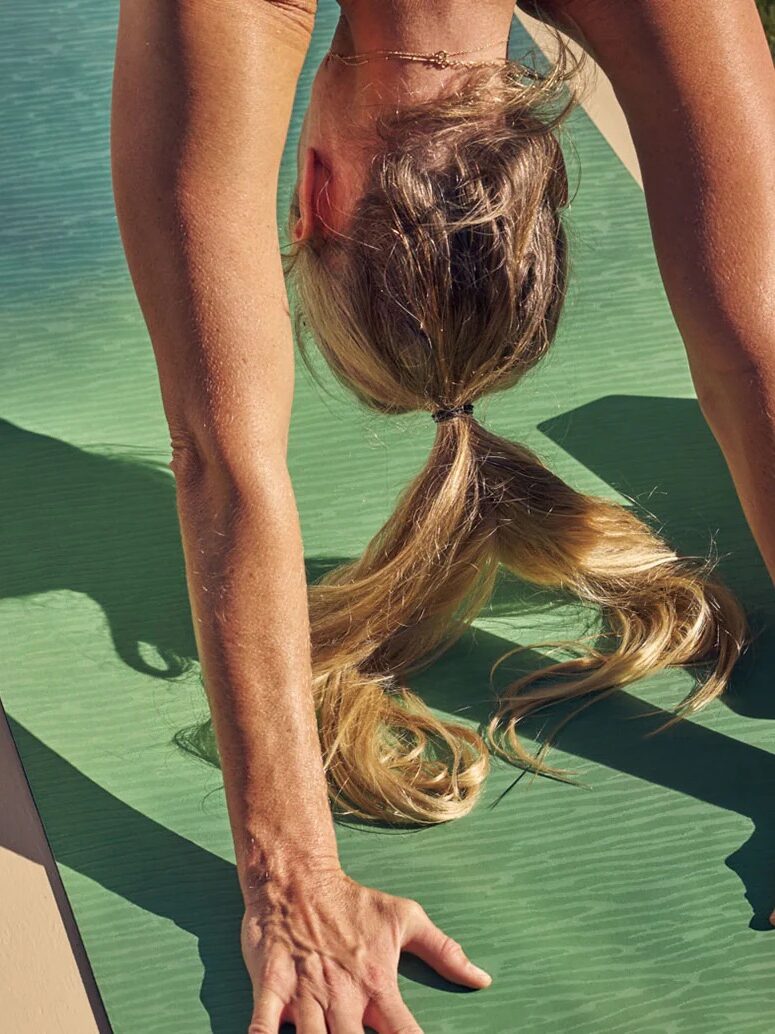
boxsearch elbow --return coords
[253,0,317,38]
[259,0,317,15]
[693,356,775,430]
[168,430,210,487]
[168,426,289,497]
[684,301,775,392]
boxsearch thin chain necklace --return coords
[327,36,509,70]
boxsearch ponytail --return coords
[307,414,748,824]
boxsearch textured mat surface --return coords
[2,3,774,1032]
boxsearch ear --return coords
[293,145,323,242]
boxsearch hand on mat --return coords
[240,867,492,1033]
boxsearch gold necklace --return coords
[327,36,509,70]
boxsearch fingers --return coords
[401,904,492,989]
[364,989,424,1034]
[294,994,328,1034]
[248,985,285,1034]
[325,994,367,1034]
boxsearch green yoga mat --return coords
[2,3,774,1031]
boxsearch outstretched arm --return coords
[111,0,337,900]
[111,3,490,1030]
[525,0,775,583]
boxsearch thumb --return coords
[401,903,493,988]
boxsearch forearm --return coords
[592,1,775,372]
[693,363,775,586]
[110,0,336,898]
[555,0,775,578]
[172,457,340,898]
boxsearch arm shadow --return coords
[1,394,773,1034]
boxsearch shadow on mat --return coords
[534,393,775,721]
[0,417,197,677]
[537,394,774,613]
[1,393,774,1034]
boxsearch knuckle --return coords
[367,976,396,1000]
[363,957,389,984]
[439,934,465,962]
[260,959,290,990]
[296,975,329,1012]
[320,956,355,995]
[404,898,427,923]
[320,954,341,983]
[254,954,294,1002]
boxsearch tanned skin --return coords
[110,2,775,1032]
[522,0,775,583]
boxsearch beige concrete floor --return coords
[513,6,642,187]
[0,10,639,1031]
[0,699,111,1032]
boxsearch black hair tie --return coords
[431,402,475,424]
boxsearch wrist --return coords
[236,833,342,905]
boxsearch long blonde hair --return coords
[280,42,750,826]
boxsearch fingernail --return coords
[471,964,493,985]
